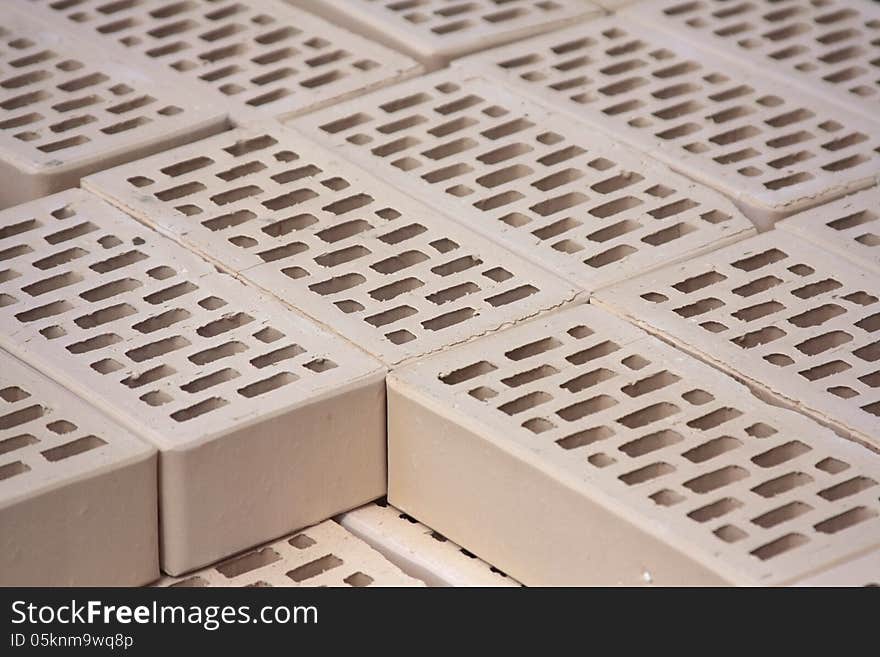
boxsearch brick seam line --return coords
[590,295,880,456]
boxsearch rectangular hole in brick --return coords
[122,364,176,389]
[41,435,106,462]
[238,372,298,398]
[144,281,198,305]
[560,368,616,393]
[66,333,123,354]
[688,497,743,523]
[22,271,84,297]
[556,425,614,450]
[506,337,561,361]
[197,313,254,338]
[287,554,343,582]
[619,462,676,486]
[126,336,190,363]
[621,371,681,397]
[752,472,813,498]
[422,307,476,330]
[0,433,39,456]
[683,465,748,493]
[15,300,74,323]
[751,533,809,561]
[216,547,281,578]
[171,397,229,422]
[814,507,878,535]
[752,501,812,529]
[369,277,423,301]
[557,394,618,421]
[819,476,877,501]
[189,341,248,366]
[132,308,191,334]
[502,364,559,388]
[566,341,619,365]
[250,344,305,369]
[619,429,683,458]
[440,361,497,385]
[371,250,429,274]
[617,402,679,429]
[181,368,239,394]
[31,247,88,271]
[499,391,553,416]
[74,303,137,329]
[795,331,852,356]
[0,461,30,481]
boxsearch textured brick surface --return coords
[792,548,880,586]
[291,72,755,292]
[157,520,424,587]
[388,304,880,585]
[0,349,157,586]
[778,187,880,275]
[623,0,880,120]
[0,5,225,208]
[457,17,880,227]
[0,189,386,574]
[338,501,521,586]
[26,0,421,122]
[85,124,581,365]
[595,233,880,452]
[288,0,601,68]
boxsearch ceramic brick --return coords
[0,189,386,575]
[792,548,880,586]
[778,187,880,275]
[456,18,880,228]
[622,0,880,120]
[0,349,157,586]
[157,520,424,587]
[290,72,755,292]
[27,0,421,122]
[85,124,580,365]
[595,233,880,452]
[286,0,602,69]
[0,6,226,209]
[338,501,521,587]
[388,304,880,586]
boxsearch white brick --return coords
[0,349,157,586]
[85,123,580,365]
[0,189,385,575]
[622,0,880,121]
[0,6,225,209]
[778,187,880,275]
[290,72,755,292]
[338,502,520,587]
[595,233,880,452]
[27,0,421,122]
[288,0,602,68]
[388,304,880,585]
[157,520,424,587]
[456,17,880,228]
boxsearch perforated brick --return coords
[291,72,755,292]
[0,5,225,209]
[0,349,157,586]
[456,18,880,227]
[388,304,880,586]
[778,187,880,275]
[27,0,421,122]
[338,501,521,586]
[85,124,580,365]
[623,0,880,120]
[288,0,601,68]
[157,520,424,587]
[0,189,386,575]
[595,233,880,452]
[793,548,880,586]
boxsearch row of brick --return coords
[1,0,878,586]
